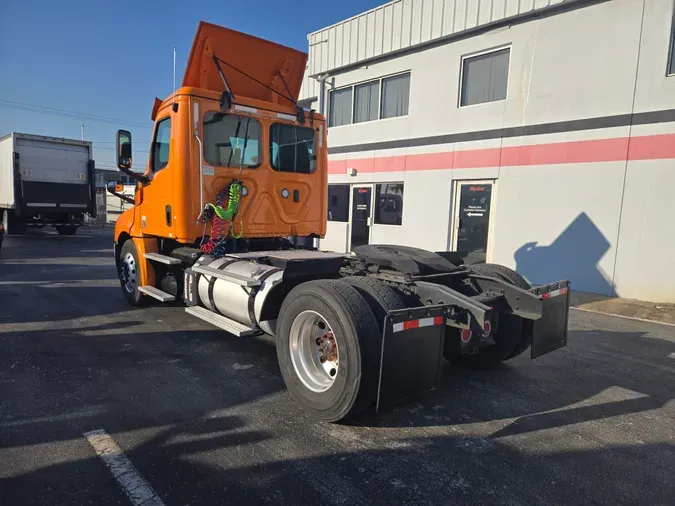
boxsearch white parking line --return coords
[84,429,165,506]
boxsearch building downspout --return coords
[316,74,330,117]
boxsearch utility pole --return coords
[81,122,84,140]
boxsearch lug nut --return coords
[320,356,326,363]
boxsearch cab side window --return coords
[152,117,171,172]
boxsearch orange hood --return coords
[182,22,307,107]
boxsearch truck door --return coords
[138,115,174,237]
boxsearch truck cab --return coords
[114,22,326,256]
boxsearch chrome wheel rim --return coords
[120,252,137,293]
[289,310,339,393]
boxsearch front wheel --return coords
[276,280,380,423]
[117,239,147,306]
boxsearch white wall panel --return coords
[454,0,468,32]
[420,0,435,43]
[632,0,675,113]
[613,160,675,302]
[0,134,15,208]
[490,162,626,296]
[320,221,349,253]
[478,0,494,25]
[465,0,480,30]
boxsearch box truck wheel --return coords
[444,263,531,367]
[56,226,77,236]
[276,280,380,423]
[117,240,147,307]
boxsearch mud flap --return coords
[530,281,571,359]
[376,305,447,413]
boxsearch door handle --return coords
[366,217,372,227]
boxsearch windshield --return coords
[270,123,316,174]
[203,111,261,168]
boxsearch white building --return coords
[299,0,675,303]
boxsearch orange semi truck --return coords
[108,22,571,422]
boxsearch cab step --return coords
[191,264,261,287]
[138,286,176,302]
[185,306,258,337]
[144,252,181,265]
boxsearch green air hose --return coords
[207,182,242,221]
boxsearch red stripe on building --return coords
[327,133,675,175]
[627,133,675,160]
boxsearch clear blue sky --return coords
[0,0,384,170]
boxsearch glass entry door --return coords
[350,185,373,250]
[451,181,494,264]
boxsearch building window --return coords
[354,81,379,123]
[329,72,410,127]
[460,47,510,107]
[329,88,353,127]
[669,10,675,76]
[269,123,316,174]
[151,117,171,172]
[381,73,410,119]
[203,112,261,168]
[375,183,404,225]
[327,184,349,222]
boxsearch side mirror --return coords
[106,180,135,205]
[117,129,133,170]
[115,130,148,184]
[107,181,125,193]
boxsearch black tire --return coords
[57,225,77,236]
[276,279,381,423]
[444,263,531,367]
[471,263,530,290]
[342,276,407,324]
[117,239,147,306]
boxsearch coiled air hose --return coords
[200,180,244,255]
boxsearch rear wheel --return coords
[118,239,147,307]
[276,280,380,423]
[342,276,407,324]
[444,263,531,367]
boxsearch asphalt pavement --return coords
[0,227,674,505]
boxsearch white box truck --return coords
[0,133,96,235]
